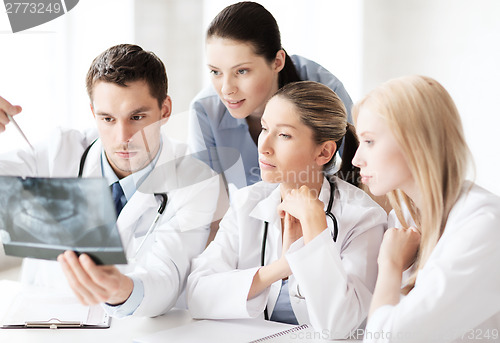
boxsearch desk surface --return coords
[0,266,362,343]
[0,265,192,343]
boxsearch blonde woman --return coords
[188,81,386,338]
[352,75,500,342]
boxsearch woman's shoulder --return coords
[452,181,500,219]
[290,55,340,83]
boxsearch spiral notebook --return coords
[134,319,323,343]
[249,323,311,342]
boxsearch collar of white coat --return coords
[80,138,166,228]
[80,138,103,177]
[249,177,333,228]
[81,136,181,194]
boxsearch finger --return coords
[58,252,95,305]
[0,105,22,133]
[0,110,8,126]
[62,251,104,304]
[80,254,121,295]
[76,254,113,302]
[58,253,89,305]
[284,212,291,231]
[409,226,421,234]
[63,251,108,304]
[276,203,286,218]
[0,96,22,115]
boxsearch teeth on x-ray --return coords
[4,0,79,33]
[0,176,126,265]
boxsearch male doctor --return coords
[0,44,219,317]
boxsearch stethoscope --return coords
[260,179,338,320]
[78,139,168,258]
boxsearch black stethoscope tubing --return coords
[78,139,168,214]
[261,180,338,320]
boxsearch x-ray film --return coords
[0,176,126,265]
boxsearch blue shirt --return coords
[188,55,353,191]
[100,143,162,317]
[270,279,299,325]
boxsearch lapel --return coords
[250,178,333,316]
[118,139,178,245]
[80,139,103,178]
[248,185,283,315]
[117,191,158,253]
[319,177,332,212]
[80,138,166,251]
[137,139,178,194]
[249,184,282,267]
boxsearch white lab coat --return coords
[0,127,220,317]
[365,182,500,343]
[187,177,387,338]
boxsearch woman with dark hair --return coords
[188,1,353,192]
[187,81,385,338]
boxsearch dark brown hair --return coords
[86,44,168,107]
[207,1,301,88]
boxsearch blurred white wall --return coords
[0,0,498,195]
[362,0,500,195]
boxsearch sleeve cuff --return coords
[364,305,394,343]
[246,269,272,317]
[102,277,144,318]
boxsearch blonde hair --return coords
[353,75,472,291]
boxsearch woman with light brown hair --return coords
[188,81,386,338]
[353,75,500,342]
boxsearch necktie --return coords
[111,181,126,217]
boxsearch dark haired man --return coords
[0,44,219,317]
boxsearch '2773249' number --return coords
[5,2,62,14]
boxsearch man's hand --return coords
[58,250,134,306]
[0,96,22,133]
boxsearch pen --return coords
[5,112,35,152]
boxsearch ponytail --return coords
[337,123,360,187]
[278,51,301,88]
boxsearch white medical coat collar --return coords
[100,141,162,202]
[80,137,174,228]
[249,177,333,228]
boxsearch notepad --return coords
[0,281,110,329]
[134,318,323,343]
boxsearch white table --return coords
[0,266,196,343]
[0,266,362,343]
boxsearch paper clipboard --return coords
[0,281,110,330]
[1,306,110,329]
